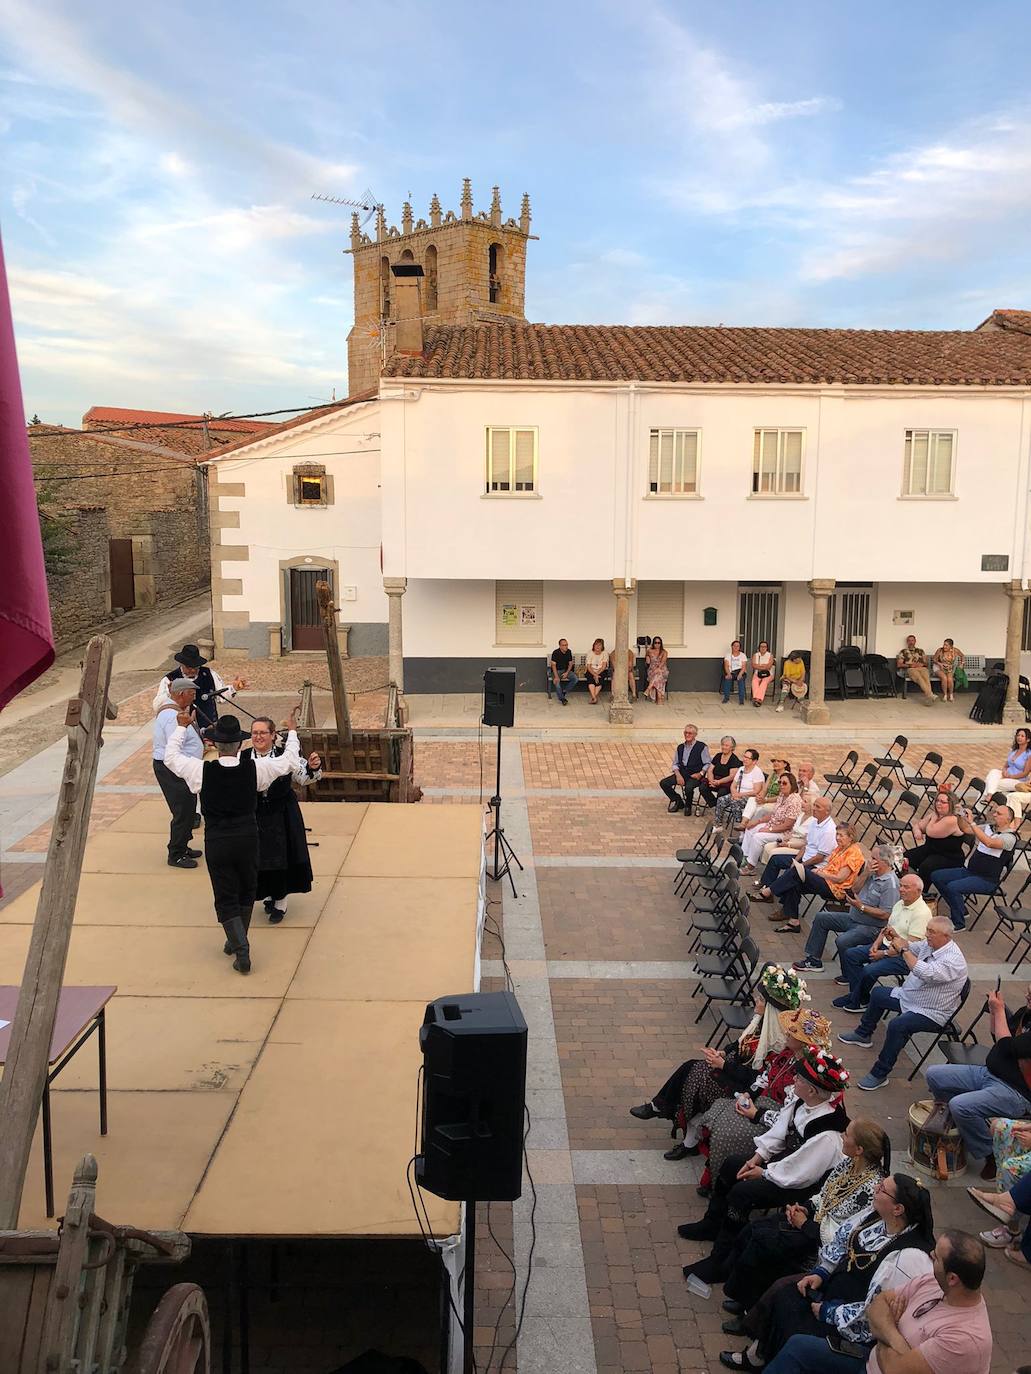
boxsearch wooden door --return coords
[289,567,330,650]
[109,539,135,612]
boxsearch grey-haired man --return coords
[153,676,205,869]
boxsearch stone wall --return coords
[46,508,111,642]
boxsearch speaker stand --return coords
[462,1201,476,1374]
[485,725,523,897]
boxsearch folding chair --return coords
[903,978,972,1080]
[837,763,878,822]
[983,870,1031,950]
[824,651,844,699]
[696,894,752,956]
[686,875,741,947]
[965,851,1019,933]
[823,749,859,803]
[941,1000,990,1065]
[864,654,896,698]
[957,778,986,815]
[839,647,867,699]
[674,830,722,897]
[936,764,964,797]
[851,776,893,839]
[695,938,761,1036]
[873,789,920,847]
[692,910,752,986]
[872,735,908,778]
[904,751,943,795]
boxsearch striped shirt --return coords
[895,938,968,1025]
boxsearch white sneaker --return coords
[981,1225,1018,1248]
[775,705,784,713]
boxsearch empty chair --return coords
[838,646,868,699]
[905,750,943,794]
[837,762,878,821]
[823,749,859,802]
[863,654,896,698]
[824,650,844,699]
[958,777,986,815]
[874,789,920,846]
[852,776,893,839]
[936,763,964,797]
[694,937,761,1030]
[873,735,908,777]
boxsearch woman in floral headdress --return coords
[630,966,808,1161]
[695,1009,833,1191]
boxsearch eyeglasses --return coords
[875,1179,897,1199]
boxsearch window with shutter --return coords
[903,430,955,496]
[636,581,685,646]
[495,580,543,644]
[752,429,804,495]
[648,429,700,495]
[486,426,538,495]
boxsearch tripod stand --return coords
[485,724,523,896]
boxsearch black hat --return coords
[174,643,208,669]
[207,714,249,744]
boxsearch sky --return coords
[3,0,1031,426]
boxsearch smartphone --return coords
[996,976,1002,993]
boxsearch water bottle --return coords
[685,1273,711,1299]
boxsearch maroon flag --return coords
[0,231,54,709]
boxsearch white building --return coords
[206,184,1031,724]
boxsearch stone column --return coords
[1003,580,1029,724]
[608,579,636,725]
[383,577,407,691]
[802,578,836,726]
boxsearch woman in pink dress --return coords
[645,636,670,703]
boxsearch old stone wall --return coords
[46,508,111,642]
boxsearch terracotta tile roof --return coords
[82,406,273,434]
[382,322,1031,386]
[202,389,378,461]
[977,309,1031,336]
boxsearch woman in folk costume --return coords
[695,1008,832,1191]
[244,714,323,923]
[630,966,809,1162]
[679,1048,851,1287]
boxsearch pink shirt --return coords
[867,1272,991,1374]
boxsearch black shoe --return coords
[629,1102,658,1120]
[696,1183,712,1199]
[677,1219,718,1241]
[267,906,286,924]
[722,1317,746,1335]
[222,916,251,974]
[168,855,198,869]
[185,847,202,859]
[223,940,233,956]
[722,1300,744,1314]
[720,1352,762,1371]
[668,800,685,813]
[233,951,251,974]
[664,1142,700,1161]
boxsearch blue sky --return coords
[4,0,1031,426]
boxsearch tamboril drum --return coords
[908,1099,967,1182]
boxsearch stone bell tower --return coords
[346,179,535,396]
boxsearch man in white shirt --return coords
[833,873,932,1010]
[152,676,205,869]
[164,710,300,973]
[839,917,968,1089]
[153,643,247,731]
[755,796,836,900]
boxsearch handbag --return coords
[756,668,771,680]
[955,664,969,689]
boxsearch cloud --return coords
[712,96,842,131]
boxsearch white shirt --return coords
[888,897,932,943]
[152,706,204,762]
[755,1091,845,1189]
[727,653,747,673]
[735,765,766,796]
[894,938,968,1025]
[153,668,233,714]
[246,740,323,793]
[164,725,300,795]
[801,815,837,864]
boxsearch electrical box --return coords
[340,585,358,602]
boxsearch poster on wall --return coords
[501,604,518,627]
[519,605,537,627]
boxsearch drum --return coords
[908,1099,967,1181]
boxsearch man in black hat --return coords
[154,644,248,731]
[164,709,300,973]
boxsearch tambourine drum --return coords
[908,1098,967,1181]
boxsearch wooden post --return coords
[297,679,316,729]
[0,636,114,1230]
[316,580,351,747]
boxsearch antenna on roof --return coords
[311,188,382,231]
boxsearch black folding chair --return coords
[864,654,896,698]
[851,776,893,839]
[674,830,722,897]
[873,735,908,778]
[957,777,986,815]
[696,893,752,956]
[941,997,990,1066]
[696,938,762,1038]
[874,789,920,846]
[824,651,844,699]
[837,763,878,822]
[983,870,1031,952]
[838,647,867,699]
[937,764,964,796]
[824,750,859,803]
[903,978,972,1080]
[905,751,943,795]
[966,851,1018,932]
[692,910,752,986]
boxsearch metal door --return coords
[289,567,330,650]
[829,588,872,653]
[109,539,135,612]
[737,586,780,655]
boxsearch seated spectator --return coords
[720,1119,891,1318]
[629,966,806,1160]
[659,723,711,813]
[933,638,965,703]
[610,644,637,700]
[904,791,966,887]
[722,1173,935,1373]
[896,634,936,705]
[968,1118,1031,1250]
[742,773,803,870]
[584,637,609,704]
[839,917,967,1090]
[776,652,807,713]
[754,797,837,901]
[678,1048,850,1284]
[694,1009,832,1189]
[796,761,821,805]
[716,749,767,831]
[700,736,742,809]
[743,756,790,824]
[751,641,776,708]
[985,728,1031,818]
[549,638,577,705]
[645,635,669,704]
[926,987,1031,1182]
[757,794,816,869]
[833,874,931,1011]
[792,843,901,970]
[724,640,749,705]
[770,821,865,938]
[926,802,1017,930]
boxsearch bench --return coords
[897,653,997,697]
[544,654,644,696]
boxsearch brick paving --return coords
[9,790,149,853]
[539,869,690,962]
[416,740,499,791]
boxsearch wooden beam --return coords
[0,637,114,1230]
[316,580,352,748]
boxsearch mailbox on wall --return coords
[703,607,718,627]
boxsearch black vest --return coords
[191,666,220,728]
[200,755,257,836]
[779,1098,849,1158]
[677,740,708,774]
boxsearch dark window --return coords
[488,242,503,304]
[300,477,323,503]
[291,465,330,507]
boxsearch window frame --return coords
[646,427,702,499]
[900,428,958,500]
[484,425,539,497]
[290,463,331,509]
[750,427,806,498]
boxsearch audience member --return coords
[904,791,966,887]
[659,723,711,813]
[584,637,609,704]
[754,797,836,901]
[751,641,776,708]
[744,756,790,824]
[776,652,808,713]
[926,988,1031,1181]
[758,794,816,868]
[700,737,743,809]
[771,821,865,939]
[833,874,931,1011]
[985,728,1031,818]
[968,1118,1031,1249]
[796,762,821,804]
[926,802,1017,930]
[549,638,577,704]
[716,749,767,831]
[839,917,967,1090]
[896,635,936,705]
[724,640,749,705]
[645,635,670,704]
[792,843,900,970]
[932,639,965,703]
[742,774,802,870]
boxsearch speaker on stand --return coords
[481,669,522,894]
[416,991,528,1374]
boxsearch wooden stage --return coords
[0,799,485,1240]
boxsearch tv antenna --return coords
[310,188,382,231]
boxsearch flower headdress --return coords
[794,1044,849,1092]
[759,964,810,1011]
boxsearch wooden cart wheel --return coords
[130,1282,211,1374]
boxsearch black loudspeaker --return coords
[416,990,528,1202]
[482,667,516,728]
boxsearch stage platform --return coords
[0,798,485,1240]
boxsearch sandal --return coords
[775,923,801,934]
[752,891,773,904]
[967,1186,1016,1225]
[1005,1244,1031,1269]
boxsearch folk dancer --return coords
[152,676,205,869]
[164,711,299,973]
[245,714,323,923]
[153,642,247,730]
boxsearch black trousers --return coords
[205,828,258,923]
[693,1154,816,1283]
[153,760,195,860]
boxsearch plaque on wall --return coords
[981,554,1010,572]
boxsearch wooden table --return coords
[0,986,116,1217]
